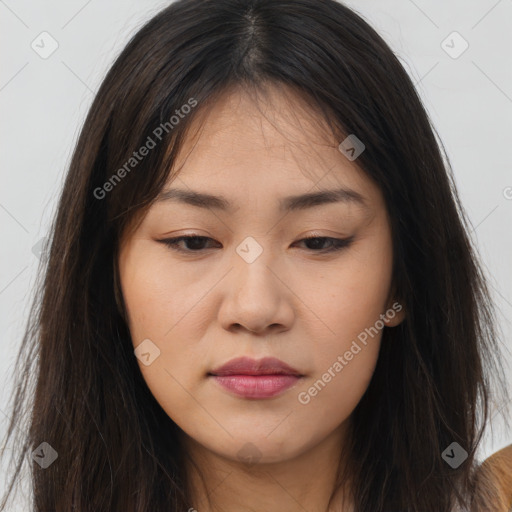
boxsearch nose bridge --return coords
[217,235,292,333]
[232,234,280,300]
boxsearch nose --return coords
[217,252,294,335]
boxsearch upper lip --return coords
[209,356,303,377]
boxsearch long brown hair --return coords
[1,1,509,510]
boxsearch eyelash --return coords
[157,235,354,255]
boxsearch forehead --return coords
[163,85,383,213]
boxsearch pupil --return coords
[308,238,324,249]
[188,237,205,250]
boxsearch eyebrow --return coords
[155,187,370,213]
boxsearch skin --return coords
[118,84,405,512]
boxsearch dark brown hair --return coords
[1,0,509,510]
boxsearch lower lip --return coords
[209,374,301,398]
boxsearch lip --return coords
[210,374,302,398]
[208,356,304,399]
[209,356,302,377]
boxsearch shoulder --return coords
[473,444,512,512]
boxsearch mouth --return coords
[207,356,305,399]
[209,356,303,377]
[208,373,303,399]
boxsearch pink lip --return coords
[210,374,301,398]
[209,356,302,377]
[208,356,304,399]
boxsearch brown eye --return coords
[293,236,354,253]
[158,236,220,253]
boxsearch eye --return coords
[157,235,354,254]
[158,235,220,253]
[295,235,354,253]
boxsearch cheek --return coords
[292,286,387,436]
[119,244,207,341]
[305,237,393,346]
[297,330,382,409]
[119,243,214,412]
[293,235,392,411]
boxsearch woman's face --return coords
[118,86,404,466]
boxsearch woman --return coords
[1,0,510,510]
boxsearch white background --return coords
[1,0,511,508]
